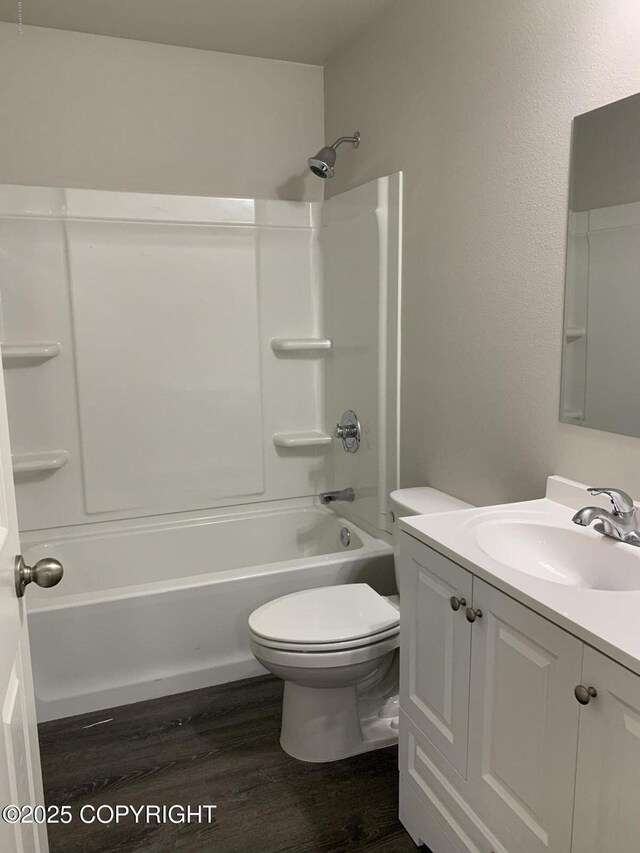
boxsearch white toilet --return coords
[249,487,471,762]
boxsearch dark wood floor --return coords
[38,675,422,853]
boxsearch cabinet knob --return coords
[465,607,483,623]
[450,596,466,612]
[574,685,597,705]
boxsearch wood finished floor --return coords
[38,675,423,853]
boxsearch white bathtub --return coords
[23,501,394,722]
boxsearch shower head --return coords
[308,131,360,179]
[308,146,337,179]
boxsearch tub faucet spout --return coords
[319,488,355,505]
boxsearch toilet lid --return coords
[248,584,400,645]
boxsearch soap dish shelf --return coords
[2,342,62,363]
[273,431,332,449]
[270,338,332,354]
[12,450,70,474]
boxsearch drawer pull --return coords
[450,596,466,611]
[465,607,483,623]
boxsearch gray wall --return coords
[0,24,324,201]
[324,0,640,506]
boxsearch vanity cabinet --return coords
[571,647,640,853]
[398,532,640,853]
[400,533,473,779]
[466,579,582,853]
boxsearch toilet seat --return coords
[248,583,399,649]
[251,632,399,670]
[249,622,399,653]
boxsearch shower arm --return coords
[331,133,360,150]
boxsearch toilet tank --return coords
[389,488,473,597]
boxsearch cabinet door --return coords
[467,580,582,853]
[571,647,640,853]
[399,533,473,778]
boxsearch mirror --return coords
[561,92,640,438]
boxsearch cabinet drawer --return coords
[400,712,516,853]
[399,533,473,779]
[400,782,464,853]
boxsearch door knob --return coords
[15,555,63,598]
[465,607,483,623]
[449,596,467,611]
[574,684,597,705]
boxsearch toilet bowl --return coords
[249,489,472,763]
[250,584,400,762]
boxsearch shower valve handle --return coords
[334,424,358,440]
[334,410,361,454]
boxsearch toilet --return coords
[249,487,472,762]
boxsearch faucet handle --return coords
[588,487,635,515]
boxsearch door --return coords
[467,579,582,853]
[399,534,473,778]
[571,646,640,853]
[0,355,48,852]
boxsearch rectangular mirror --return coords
[561,92,640,438]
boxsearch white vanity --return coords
[397,476,640,853]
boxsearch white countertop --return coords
[400,477,640,677]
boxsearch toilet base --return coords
[280,681,399,762]
[279,654,399,763]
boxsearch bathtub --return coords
[23,500,394,722]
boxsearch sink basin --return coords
[474,520,640,590]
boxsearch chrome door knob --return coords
[15,555,63,598]
[465,607,483,623]
[449,596,467,611]
[574,684,597,705]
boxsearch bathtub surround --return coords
[0,187,326,529]
[324,0,640,505]
[0,180,400,532]
[0,23,324,202]
[1,178,401,720]
[323,176,402,536]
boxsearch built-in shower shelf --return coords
[565,328,586,342]
[272,431,332,449]
[270,338,332,354]
[2,342,62,363]
[12,450,70,474]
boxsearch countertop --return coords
[400,479,640,677]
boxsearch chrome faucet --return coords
[572,487,640,546]
[319,487,355,505]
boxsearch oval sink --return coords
[474,520,640,590]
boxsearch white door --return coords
[0,358,49,852]
[399,534,473,778]
[571,646,640,853]
[467,579,582,853]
